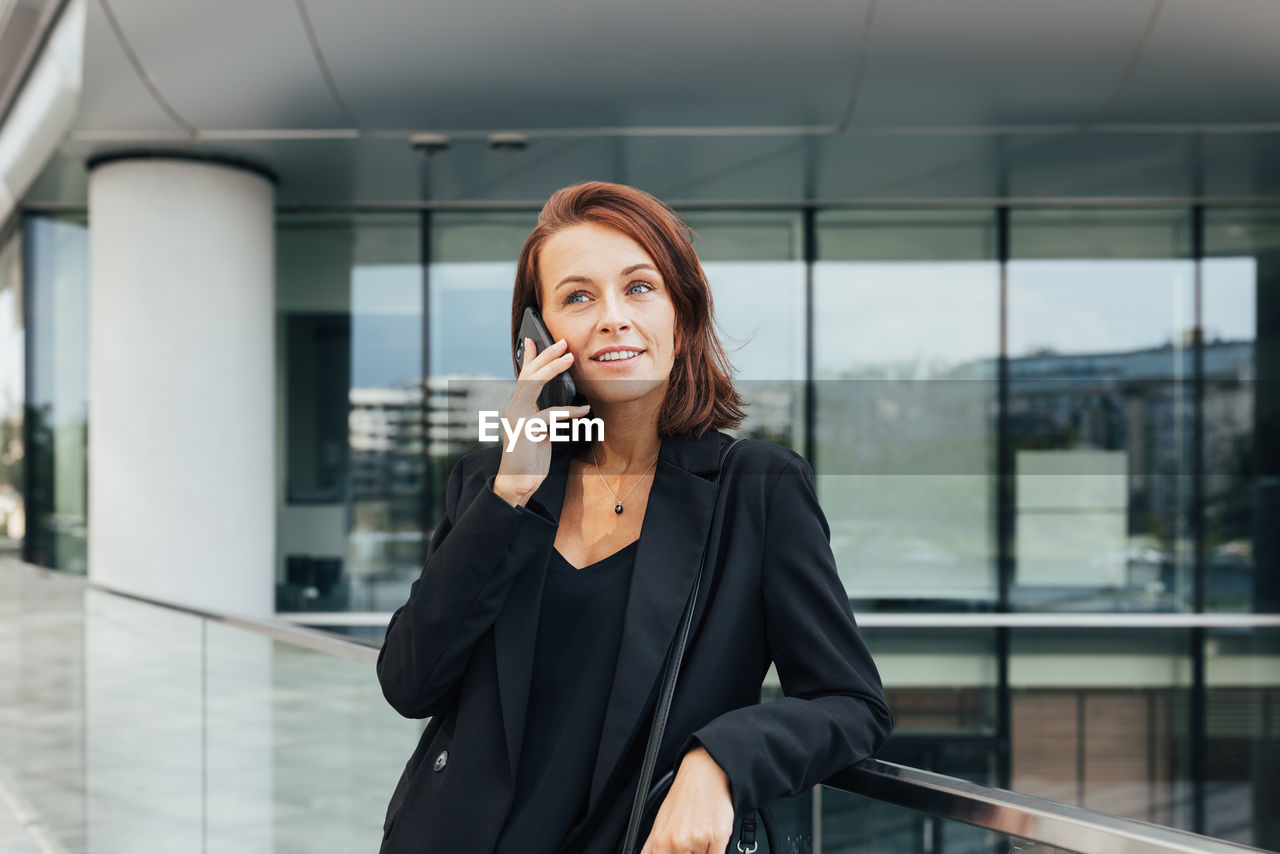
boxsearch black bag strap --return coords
[618,436,746,854]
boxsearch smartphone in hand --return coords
[514,306,579,410]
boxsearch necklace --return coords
[591,444,659,514]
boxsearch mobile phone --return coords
[514,306,579,410]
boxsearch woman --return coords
[377,181,892,854]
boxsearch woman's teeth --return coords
[595,351,641,361]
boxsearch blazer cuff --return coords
[445,473,556,581]
[675,730,756,817]
[480,473,557,523]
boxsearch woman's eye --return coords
[564,282,653,305]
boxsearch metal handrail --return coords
[5,558,380,664]
[3,558,1272,854]
[276,609,1280,628]
[825,760,1271,854]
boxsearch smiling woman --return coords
[376,181,891,854]
[511,183,746,439]
[532,221,680,421]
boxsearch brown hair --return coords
[511,181,746,438]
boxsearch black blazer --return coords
[376,429,892,854]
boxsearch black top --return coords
[492,539,639,854]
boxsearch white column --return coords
[87,157,275,618]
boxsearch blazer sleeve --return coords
[377,455,557,719]
[675,453,894,815]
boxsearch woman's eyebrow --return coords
[555,263,659,290]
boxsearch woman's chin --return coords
[578,377,666,406]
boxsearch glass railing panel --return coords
[203,620,415,852]
[0,560,418,853]
[202,623,275,852]
[5,560,1275,854]
[81,589,206,852]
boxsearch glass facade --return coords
[21,214,88,574]
[1203,209,1279,615]
[426,210,538,512]
[1204,627,1279,847]
[10,203,1278,847]
[1008,628,1193,825]
[1007,209,1197,612]
[815,210,999,605]
[275,212,424,624]
[683,211,807,449]
[0,224,22,553]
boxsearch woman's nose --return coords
[596,289,630,332]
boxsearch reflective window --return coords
[1204,627,1279,847]
[427,212,537,475]
[0,225,23,552]
[1203,209,1278,613]
[429,212,535,381]
[815,210,999,605]
[860,626,1000,807]
[276,213,424,618]
[1008,209,1195,611]
[1010,628,1193,829]
[22,214,88,574]
[684,211,806,448]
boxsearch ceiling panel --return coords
[19,0,1280,206]
[851,0,1158,126]
[74,0,183,132]
[56,0,1280,138]
[301,0,868,129]
[1105,0,1280,123]
[81,0,349,130]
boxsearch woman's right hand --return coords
[492,336,591,508]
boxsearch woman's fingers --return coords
[513,337,575,410]
[498,337,576,487]
[531,353,574,387]
[518,336,568,379]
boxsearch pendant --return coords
[615,503,624,514]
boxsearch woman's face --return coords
[537,221,679,410]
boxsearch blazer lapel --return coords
[584,430,725,815]
[491,440,575,780]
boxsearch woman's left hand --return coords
[639,746,735,854]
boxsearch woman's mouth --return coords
[591,349,644,367]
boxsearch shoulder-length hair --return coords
[510,181,746,438]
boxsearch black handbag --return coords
[617,437,779,854]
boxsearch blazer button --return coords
[434,749,449,772]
